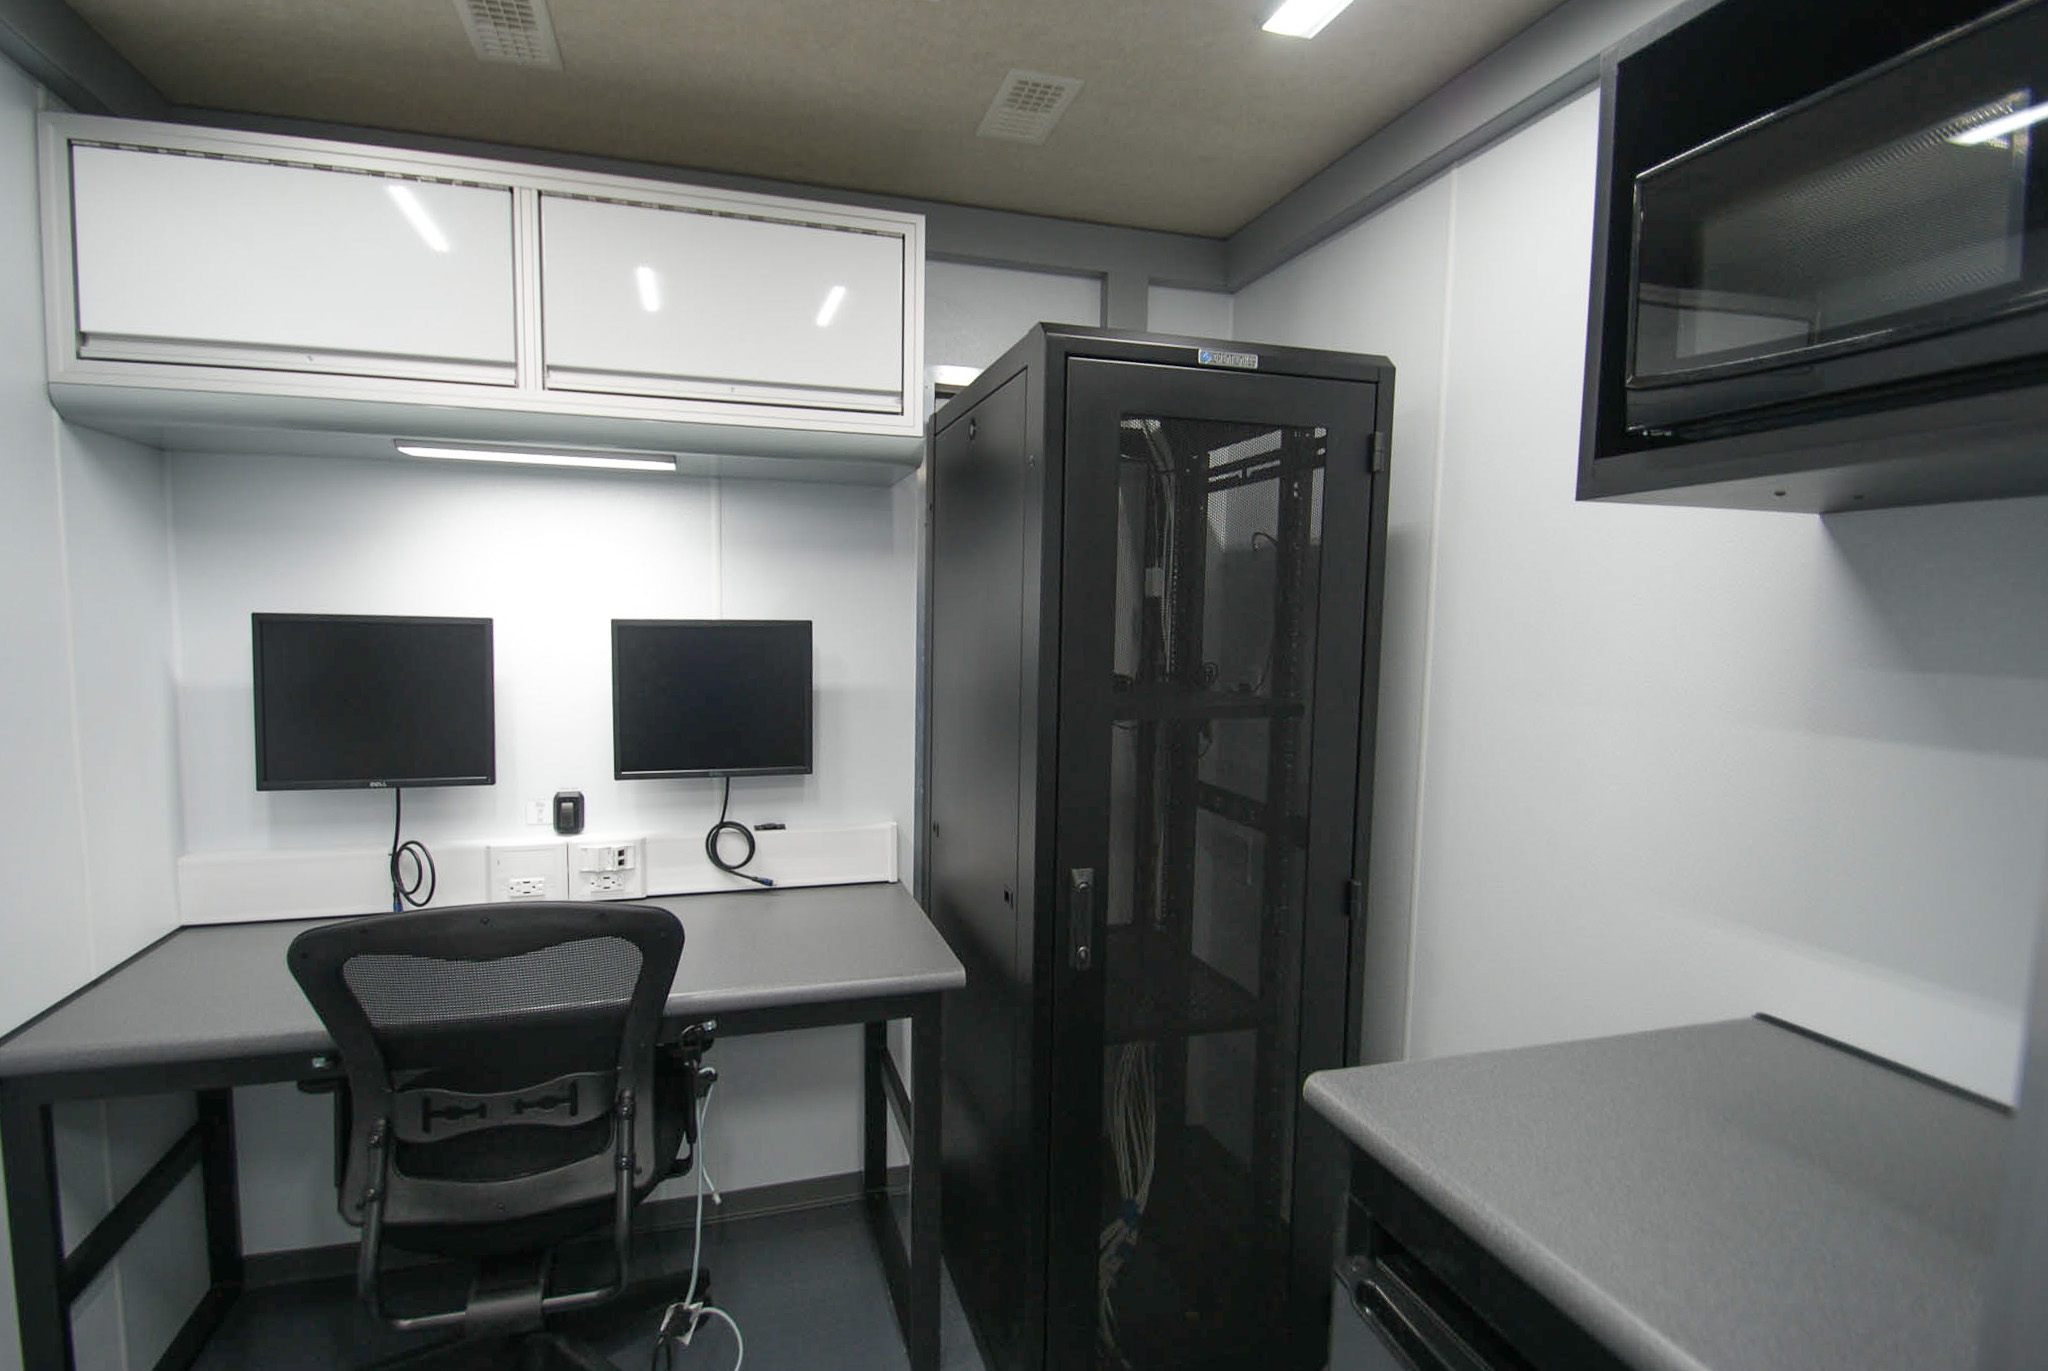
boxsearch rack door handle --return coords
[1068,868,1095,970]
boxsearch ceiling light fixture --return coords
[386,184,450,252]
[394,442,678,473]
[1948,104,2048,146]
[635,265,662,312]
[1262,0,1355,38]
[816,285,848,328]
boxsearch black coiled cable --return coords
[389,787,436,910]
[705,775,773,888]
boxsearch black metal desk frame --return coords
[0,951,942,1371]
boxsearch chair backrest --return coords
[288,902,683,1234]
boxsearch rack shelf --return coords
[1104,926,1264,1044]
[1111,686,1303,723]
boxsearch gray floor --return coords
[193,1201,987,1371]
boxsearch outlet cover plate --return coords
[570,837,646,901]
[487,843,568,903]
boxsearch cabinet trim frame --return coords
[38,113,926,450]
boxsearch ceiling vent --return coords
[978,70,1084,144]
[456,0,563,68]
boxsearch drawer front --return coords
[539,192,906,411]
[70,144,517,381]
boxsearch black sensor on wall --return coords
[251,614,496,790]
[612,619,813,779]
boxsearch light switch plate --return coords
[487,843,568,903]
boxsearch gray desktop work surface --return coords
[1304,1018,2008,1371]
[0,882,963,1079]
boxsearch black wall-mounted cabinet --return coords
[920,326,1392,1371]
[1579,0,2048,512]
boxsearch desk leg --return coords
[863,1022,888,1200]
[196,1090,243,1291]
[861,1007,943,1371]
[907,1002,942,1371]
[1,1093,72,1371]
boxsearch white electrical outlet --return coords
[487,843,569,903]
[570,838,646,901]
[525,800,547,825]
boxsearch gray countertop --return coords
[1304,1019,2008,1371]
[0,882,963,1079]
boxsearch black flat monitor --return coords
[613,620,813,779]
[252,614,496,790]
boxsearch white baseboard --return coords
[177,821,898,923]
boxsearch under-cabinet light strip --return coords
[394,442,678,473]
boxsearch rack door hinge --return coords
[1370,432,1390,473]
[1343,878,1363,919]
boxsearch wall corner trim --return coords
[1222,0,1692,291]
[0,0,166,116]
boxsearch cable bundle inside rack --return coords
[1098,1040,1156,1361]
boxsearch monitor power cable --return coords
[705,775,773,888]
[388,788,436,911]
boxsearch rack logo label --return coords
[1196,348,1259,370]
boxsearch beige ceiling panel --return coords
[63,0,1567,236]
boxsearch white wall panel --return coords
[1234,90,2048,1103]
[1146,286,1234,340]
[0,62,93,1042]
[924,260,1101,373]
[1,59,191,1371]
[1392,93,2048,1100]
[1236,176,1457,1064]
[168,453,914,858]
[60,423,182,966]
[169,452,720,851]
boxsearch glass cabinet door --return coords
[1051,359,1381,1371]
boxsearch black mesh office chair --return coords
[288,902,711,1371]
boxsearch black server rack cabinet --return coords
[921,326,1394,1371]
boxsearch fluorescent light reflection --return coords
[394,442,677,473]
[1949,104,2048,146]
[1262,0,1354,38]
[635,265,662,312]
[385,184,450,252]
[815,284,848,327]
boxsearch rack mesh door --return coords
[1096,416,1328,1369]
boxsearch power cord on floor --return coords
[651,1083,743,1371]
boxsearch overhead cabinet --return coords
[540,194,905,411]
[69,145,518,384]
[41,115,926,477]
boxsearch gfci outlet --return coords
[487,843,569,904]
[570,838,646,901]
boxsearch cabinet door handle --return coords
[1068,868,1095,970]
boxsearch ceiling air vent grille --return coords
[978,70,1083,145]
[456,0,563,68]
